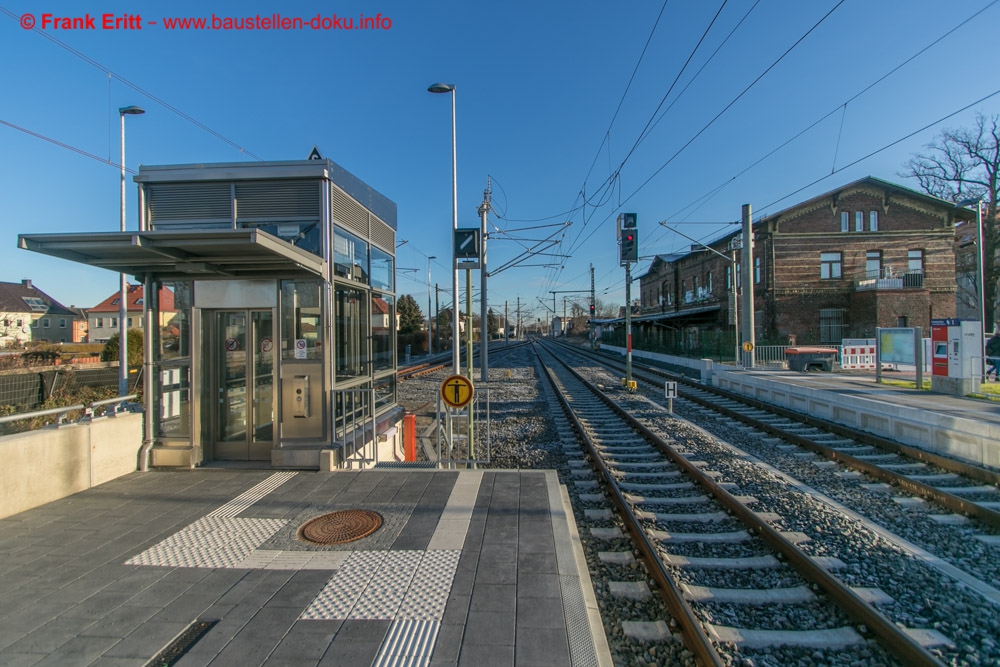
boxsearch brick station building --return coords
[635,177,975,349]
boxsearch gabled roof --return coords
[757,175,976,225]
[89,284,177,314]
[0,280,75,316]
[654,176,975,269]
[637,253,688,280]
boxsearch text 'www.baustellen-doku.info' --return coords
[19,12,392,31]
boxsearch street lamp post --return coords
[427,256,436,355]
[118,105,144,397]
[427,83,460,376]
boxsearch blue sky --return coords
[2,0,998,324]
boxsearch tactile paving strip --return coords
[125,516,287,568]
[300,549,461,622]
[125,472,297,569]
[207,471,298,519]
[372,619,441,667]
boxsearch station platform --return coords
[0,469,612,667]
[740,368,1000,423]
[712,366,1000,469]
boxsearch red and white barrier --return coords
[841,344,877,370]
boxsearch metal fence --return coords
[0,365,134,410]
[599,327,850,369]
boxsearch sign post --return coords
[664,381,677,413]
[440,375,475,469]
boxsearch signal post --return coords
[618,213,638,391]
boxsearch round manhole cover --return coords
[298,509,383,545]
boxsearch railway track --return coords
[532,338,1000,666]
[557,340,1000,548]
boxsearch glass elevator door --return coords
[213,310,274,461]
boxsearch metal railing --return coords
[0,394,139,428]
[854,269,923,291]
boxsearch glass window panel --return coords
[241,221,321,256]
[374,376,395,413]
[336,285,370,380]
[281,279,322,361]
[155,280,192,439]
[841,211,849,232]
[334,227,369,284]
[372,293,394,372]
[371,247,394,292]
[855,211,863,232]
[866,250,882,278]
[820,252,842,280]
[869,211,878,231]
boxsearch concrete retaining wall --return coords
[712,368,1000,469]
[600,345,1000,469]
[0,412,142,519]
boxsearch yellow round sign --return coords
[742,341,754,352]
[440,375,475,408]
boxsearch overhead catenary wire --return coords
[0,5,264,161]
[539,1,841,303]
[0,118,136,174]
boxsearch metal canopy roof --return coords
[17,229,326,281]
[593,303,721,325]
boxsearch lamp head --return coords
[427,83,455,94]
[428,255,437,260]
[119,105,145,116]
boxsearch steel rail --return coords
[565,341,1000,530]
[540,340,945,667]
[532,342,724,667]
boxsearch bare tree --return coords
[903,113,1000,329]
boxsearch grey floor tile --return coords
[515,596,566,630]
[449,568,476,597]
[263,622,336,665]
[430,623,465,663]
[317,639,382,666]
[473,564,516,585]
[30,635,119,667]
[515,626,571,666]
[0,652,46,666]
[102,621,191,659]
[77,605,161,639]
[333,618,391,644]
[516,573,561,599]
[4,615,95,655]
[441,594,471,625]
[470,583,515,613]
[462,611,515,646]
[458,642,513,666]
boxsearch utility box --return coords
[785,346,839,372]
[931,319,982,395]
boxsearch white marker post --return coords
[665,381,677,413]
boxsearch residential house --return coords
[0,279,84,346]
[88,284,177,343]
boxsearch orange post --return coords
[404,413,416,462]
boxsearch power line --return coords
[759,87,1000,212]
[0,6,264,161]
[0,118,136,174]
[580,0,673,188]
[664,0,1000,222]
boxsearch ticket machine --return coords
[931,318,982,395]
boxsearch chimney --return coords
[21,279,32,290]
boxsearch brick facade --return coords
[636,177,972,345]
